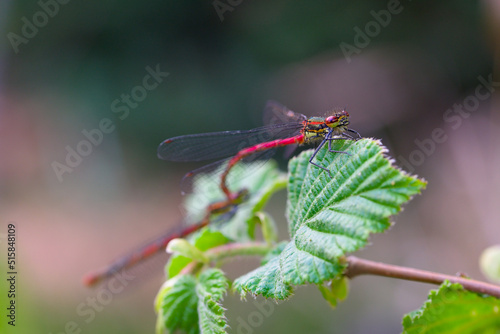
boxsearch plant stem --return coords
[206,241,270,262]
[177,242,271,276]
[344,256,500,298]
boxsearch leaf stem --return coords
[344,256,500,298]
[206,242,271,262]
[176,242,272,276]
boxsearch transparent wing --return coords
[158,122,303,162]
[180,148,276,195]
[263,100,307,126]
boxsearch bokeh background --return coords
[1,0,500,333]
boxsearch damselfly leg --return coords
[308,126,361,177]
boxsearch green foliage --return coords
[157,138,430,333]
[159,162,287,333]
[167,239,209,264]
[260,241,287,266]
[402,281,500,334]
[167,229,229,278]
[183,161,287,240]
[247,212,278,246]
[155,269,229,334]
[234,139,426,299]
[317,277,349,309]
[196,269,229,334]
[155,275,198,334]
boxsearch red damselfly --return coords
[158,100,361,200]
[83,189,248,286]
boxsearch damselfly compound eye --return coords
[325,115,338,124]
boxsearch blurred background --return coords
[1,0,500,333]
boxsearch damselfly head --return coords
[325,109,349,129]
[232,188,250,203]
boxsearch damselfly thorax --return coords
[301,109,350,144]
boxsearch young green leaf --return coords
[167,229,230,278]
[247,212,278,246]
[197,269,229,334]
[234,139,426,299]
[156,269,229,334]
[317,276,349,308]
[402,281,500,334]
[156,274,198,334]
[167,239,209,263]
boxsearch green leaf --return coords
[156,269,229,334]
[194,229,231,251]
[234,139,426,299]
[167,239,209,263]
[156,274,199,334]
[402,281,500,334]
[155,276,182,333]
[155,276,182,313]
[317,277,349,308]
[183,161,287,241]
[167,229,230,278]
[167,256,193,280]
[248,212,278,245]
[197,269,229,334]
[260,241,287,265]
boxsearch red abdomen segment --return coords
[82,220,209,287]
[82,193,244,287]
[220,134,305,199]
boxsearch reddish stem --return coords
[345,256,500,298]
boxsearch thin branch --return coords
[344,255,500,298]
[206,241,270,261]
